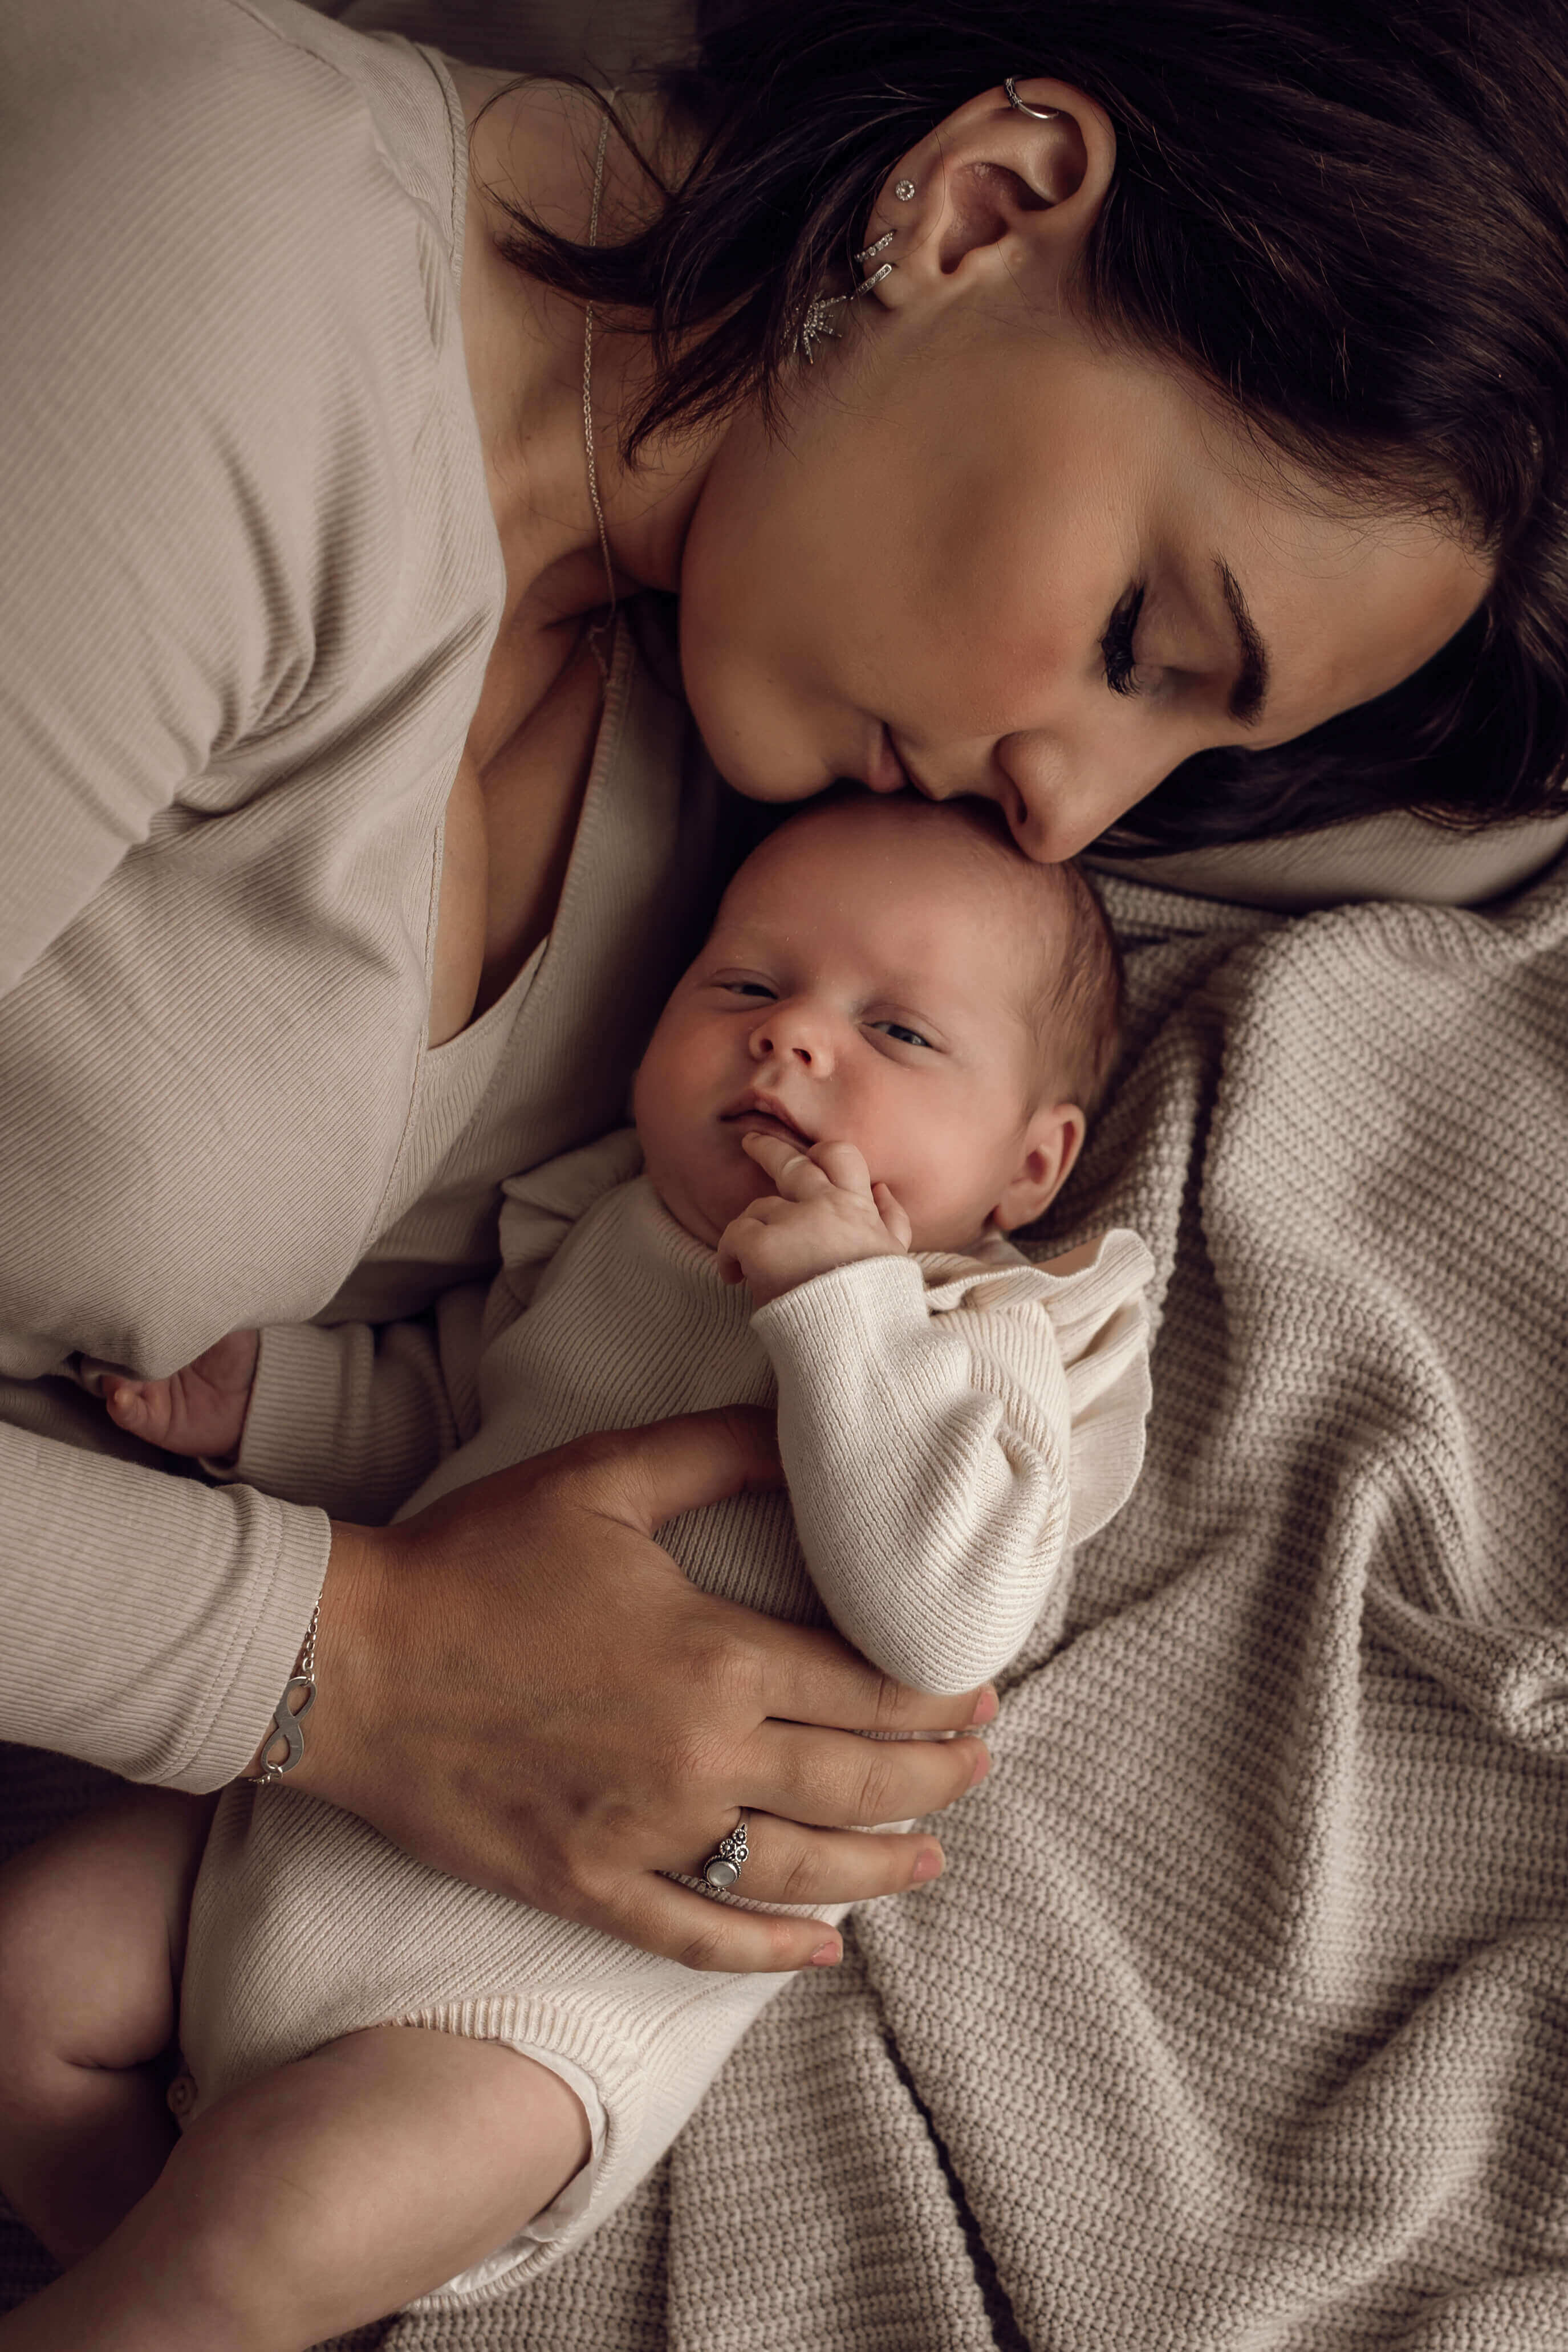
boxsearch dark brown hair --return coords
[489,0,1568,853]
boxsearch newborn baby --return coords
[0,791,1152,2344]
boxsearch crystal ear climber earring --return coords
[894,178,916,201]
[797,227,897,364]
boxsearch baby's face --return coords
[633,801,1080,1256]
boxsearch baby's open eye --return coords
[718,979,776,1000]
[871,1021,933,1050]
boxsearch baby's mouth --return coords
[718,1095,814,1151]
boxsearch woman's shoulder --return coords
[1,0,461,364]
[0,0,499,997]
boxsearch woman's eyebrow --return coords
[1217,558,1271,726]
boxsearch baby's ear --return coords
[990,1102,1087,1233]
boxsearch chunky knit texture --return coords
[11,854,1568,2340]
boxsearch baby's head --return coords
[634,791,1121,1258]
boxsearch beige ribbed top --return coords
[0,0,721,1785]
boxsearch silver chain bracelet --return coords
[255,1598,319,1784]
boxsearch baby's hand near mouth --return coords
[717,1132,913,1309]
[96,1329,261,1460]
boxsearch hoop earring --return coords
[1004,76,1061,121]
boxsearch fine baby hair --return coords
[755,783,1124,1124]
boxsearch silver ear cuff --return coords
[1004,76,1062,121]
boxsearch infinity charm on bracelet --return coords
[256,1673,315,1783]
[701,1817,750,1893]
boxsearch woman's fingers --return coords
[745,1716,989,1831]
[683,1813,944,1909]
[744,1610,995,1737]
[582,1404,784,1534]
[610,1876,844,1975]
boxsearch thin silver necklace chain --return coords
[582,103,619,681]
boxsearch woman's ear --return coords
[862,80,1117,320]
[990,1100,1088,1234]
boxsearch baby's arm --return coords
[753,1224,1154,1695]
[99,1330,260,1460]
[94,1306,473,1523]
[95,1130,644,1522]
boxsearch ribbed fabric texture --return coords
[0,0,722,1786]
[177,1149,1151,2302]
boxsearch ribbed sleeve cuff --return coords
[226,1322,365,1505]
[750,1253,931,1382]
[0,1414,329,1789]
[190,1495,331,1791]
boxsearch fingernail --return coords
[810,1939,841,1966]
[969,1686,998,1727]
[968,1744,993,1788]
[912,1846,943,1883]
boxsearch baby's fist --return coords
[99,1329,261,1460]
[717,1133,913,1308]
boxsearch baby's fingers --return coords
[103,1376,176,1449]
[872,1182,913,1250]
[741,1130,833,1199]
[813,1141,874,1198]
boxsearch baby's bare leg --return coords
[0,2024,591,2352]
[0,1786,215,2265]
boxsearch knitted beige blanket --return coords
[7,859,1568,2346]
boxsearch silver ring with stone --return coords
[701,1816,750,1892]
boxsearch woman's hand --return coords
[279,1408,993,1972]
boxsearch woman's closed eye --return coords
[1100,583,1149,697]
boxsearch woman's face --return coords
[676,262,1489,864]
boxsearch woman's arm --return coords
[0,1419,331,1790]
[1,1405,989,1970]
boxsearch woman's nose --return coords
[993,734,1181,863]
[750,1004,834,1071]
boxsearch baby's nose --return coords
[750,1006,832,1069]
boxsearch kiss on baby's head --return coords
[633,789,1121,1262]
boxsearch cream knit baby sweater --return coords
[178,1132,1152,2306]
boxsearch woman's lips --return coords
[866,722,911,795]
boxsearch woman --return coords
[1,0,1565,2304]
